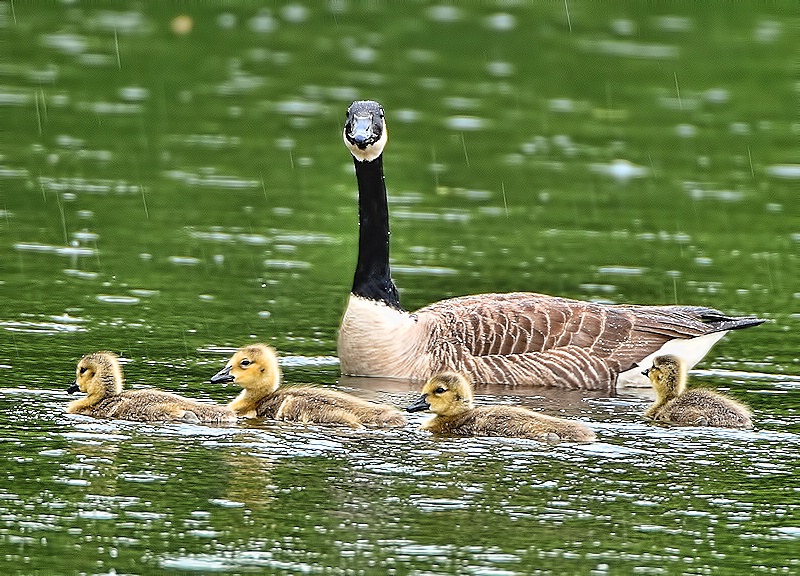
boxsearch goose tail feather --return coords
[692,309,765,332]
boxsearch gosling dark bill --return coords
[406,395,430,413]
[210,365,234,384]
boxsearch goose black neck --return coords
[351,155,401,310]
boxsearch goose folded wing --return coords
[420,293,742,388]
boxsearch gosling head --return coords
[210,343,281,393]
[343,100,386,162]
[406,372,474,417]
[69,351,124,397]
[642,354,686,398]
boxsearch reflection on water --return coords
[1,1,799,573]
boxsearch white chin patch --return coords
[343,125,387,162]
[617,331,728,387]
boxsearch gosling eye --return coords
[240,359,252,368]
[79,366,87,375]
[434,387,446,394]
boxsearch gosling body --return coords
[211,344,406,428]
[406,372,595,442]
[67,352,236,424]
[643,355,752,428]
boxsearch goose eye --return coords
[240,359,252,368]
[434,387,446,394]
[79,367,87,375]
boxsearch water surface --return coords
[1,2,798,574]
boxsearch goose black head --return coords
[343,100,387,162]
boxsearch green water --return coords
[1,2,799,574]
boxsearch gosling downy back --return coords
[339,100,764,389]
[643,354,753,428]
[407,372,595,442]
[211,343,406,428]
[67,351,236,424]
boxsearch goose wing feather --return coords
[415,293,753,388]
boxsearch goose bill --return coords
[210,365,234,384]
[406,395,431,413]
[67,382,80,394]
[347,115,380,149]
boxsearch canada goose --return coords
[210,343,406,428]
[66,351,237,424]
[339,100,764,389]
[406,372,595,441]
[642,355,753,428]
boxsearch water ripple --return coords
[15,243,96,257]
[0,319,86,334]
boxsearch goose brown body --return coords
[407,372,595,442]
[644,355,753,428]
[339,100,764,389]
[211,344,406,428]
[67,352,236,424]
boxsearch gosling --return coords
[67,351,237,424]
[643,354,753,428]
[209,343,406,428]
[406,372,595,442]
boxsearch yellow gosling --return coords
[210,344,406,428]
[406,372,595,442]
[66,351,236,424]
[643,355,753,429]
